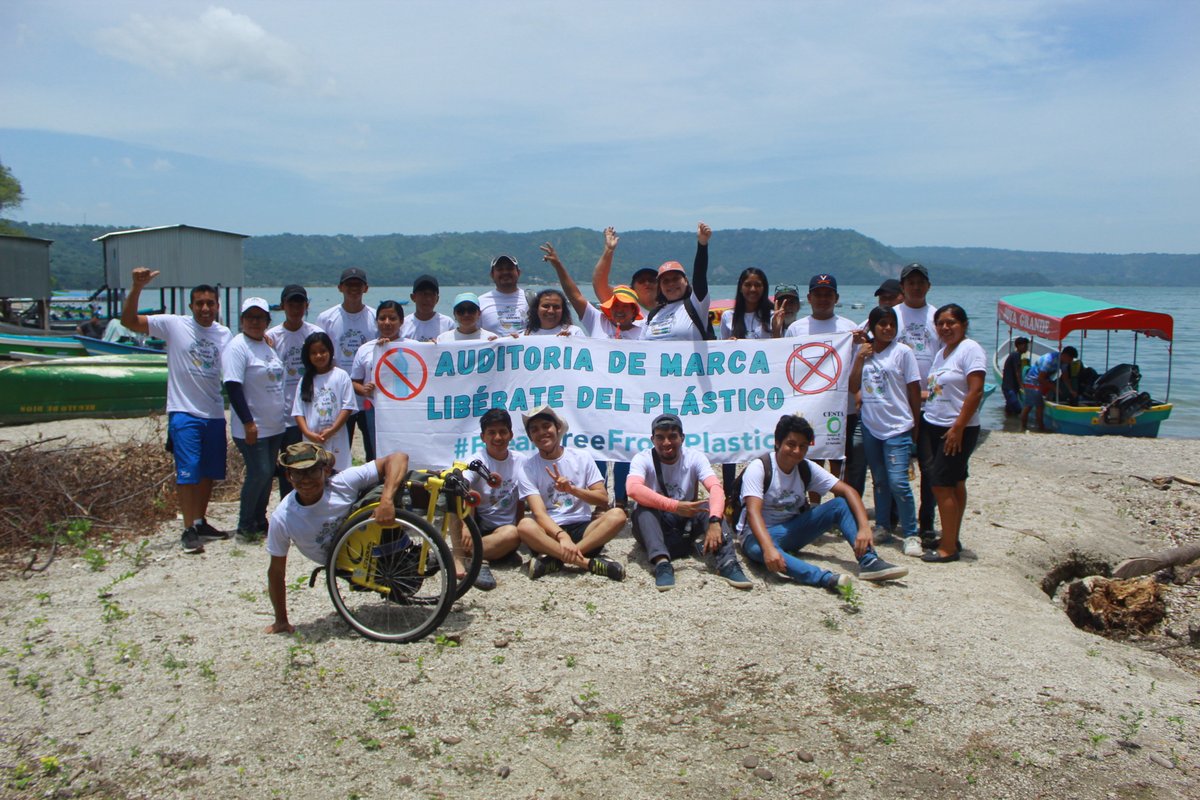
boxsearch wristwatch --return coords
[708,515,722,524]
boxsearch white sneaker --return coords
[902,536,923,557]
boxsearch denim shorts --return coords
[168,412,226,484]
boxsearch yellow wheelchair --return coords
[316,460,493,643]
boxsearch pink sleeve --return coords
[701,474,725,518]
[625,474,679,512]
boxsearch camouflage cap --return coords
[277,442,334,470]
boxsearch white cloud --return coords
[95,6,308,88]
[151,158,172,172]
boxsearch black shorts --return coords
[561,520,603,558]
[918,423,980,487]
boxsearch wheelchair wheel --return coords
[326,506,456,643]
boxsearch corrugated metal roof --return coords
[93,223,248,242]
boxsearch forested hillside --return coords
[10,219,1196,289]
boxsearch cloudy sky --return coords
[2,1,1197,252]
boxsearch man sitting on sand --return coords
[264,443,409,634]
[516,406,627,581]
[626,413,753,591]
[737,414,908,591]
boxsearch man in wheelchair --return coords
[264,442,409,634]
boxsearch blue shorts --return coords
[169,412,227,485]
[1021,386,1043,409]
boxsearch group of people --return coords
[118,223,989,635]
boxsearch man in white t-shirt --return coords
[478,255,529,337]
[401,274,455,342]
[626,414,752,591]
[317,268,378,460]
[737,414,908,590]
[448,408,525,591]
[894,262,939,539]
[784,273,861,493]
[268,284,323,497]
[121,267,232,555]
[515,406,627,581]
[264,443,409,634]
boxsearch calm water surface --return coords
[253,283,1197,439]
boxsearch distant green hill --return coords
[896,246,1200,286]
[6,219,1195,289]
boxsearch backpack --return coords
[646,295,716,341]
[724,454,810,527]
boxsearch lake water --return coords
[250,283,1197,439]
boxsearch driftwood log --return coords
[1065,576,1166,635]
[1112,544,1200,580]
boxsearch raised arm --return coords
[541,243,589,319]
[590,227,620,304]
[692,222,711,301]
[121,267,157,335]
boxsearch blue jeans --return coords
[596,461,630,504]
[234,433,284,533]
[739,498,875,586]
[861,428,918,537]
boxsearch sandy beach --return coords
[1,414,1198,799]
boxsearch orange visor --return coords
[599,285,643,321]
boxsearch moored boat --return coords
[0,332,88,358]
[0,354,168,425]
[74,335,166,356]
[995,292,1173,437]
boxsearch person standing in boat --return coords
[268,285,322,497]
[121,267,232,555]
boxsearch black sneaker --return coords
[181,527,204,554]
[528,556,562,580]
[588,556,625,582]
[195,520,229,540]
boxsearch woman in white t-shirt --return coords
[849,305,923,557]
[522,289,583,337]
[351,300,404,461]
[918,303,986,563]
[642,222,713,342]
[719,267,773,341]
[223,297,288,541]
[292,332,356,472]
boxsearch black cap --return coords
[281,284,308,302]
[874,278,902,297]
[412,274,439,292]
[900,262,929,281]
[339,267,368,285]
[630,267,658,284]
[809,273,838,291]
[650,413,683,433]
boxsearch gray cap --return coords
[650,413,683,433]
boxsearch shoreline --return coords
[1,416,1198,797]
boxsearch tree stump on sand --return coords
[1065,576,1166,635]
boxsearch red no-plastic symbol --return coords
[786,342,842,395]
[374,347,428,401]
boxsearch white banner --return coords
[374,334,855,468]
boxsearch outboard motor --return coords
[1089,363,1140,405]
[1090,363,1151,424]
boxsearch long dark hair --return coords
[865,305,899,338]
[525,289,572,333]
[732,267,771,338]
[299,331,334,403]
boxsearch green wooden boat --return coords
[0,354,168,424]
[0,331,88,358]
